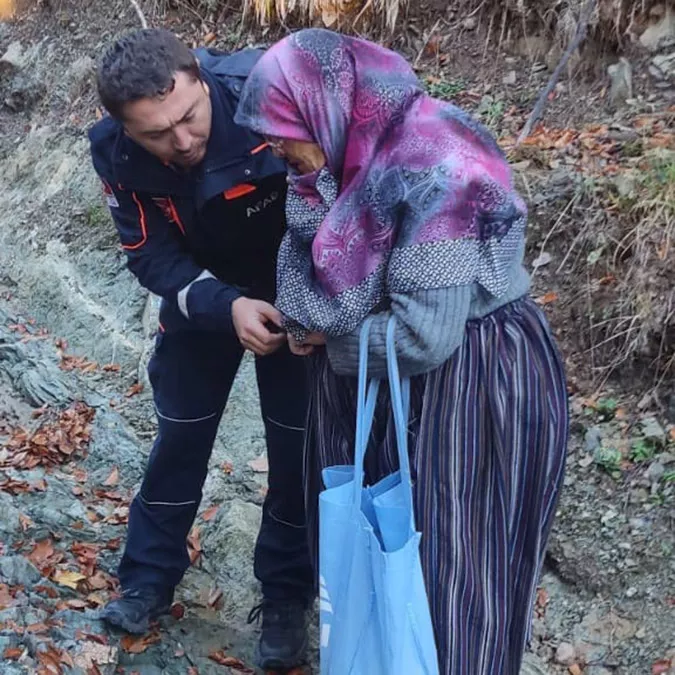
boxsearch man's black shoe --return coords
[99,587,174,634]
[247,598,309,670]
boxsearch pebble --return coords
[647,461,666,482]
[555,641,576,666]
[0,556,42,586]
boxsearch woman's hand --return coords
[289,332,326,356]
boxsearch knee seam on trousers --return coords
[269,507,306,529]
[139,494,198,507]
[155,408,219,424]
[266,416,304,432]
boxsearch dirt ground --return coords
[0,1,673,673]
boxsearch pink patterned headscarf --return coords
[235,28,527,338]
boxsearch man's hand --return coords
[288,332,326,357]
[231,297,286,356]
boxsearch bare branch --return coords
[516,0,597,146]
[129,0,149,28]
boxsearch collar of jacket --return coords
[110,65,284,202]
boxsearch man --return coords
[88,28,313,671]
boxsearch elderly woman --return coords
[235,28,568,675]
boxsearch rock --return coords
[640,7,675,51]
[519,652,549,675]
[585,668,613,675]
[611,172,638,199]
[85,407,147,485]
[503,70,517,85]
[137,292,158,390]
[0,491,21,535]
[641,417,666,445]
[0,556,42,585]
[647,461,665,482]
[651,52,675,80]
[514,34,551,60]
[607,58,633,106]
[201,498,262,625]
[573,610,636,664]
[66,55,95,101]
[462,17,477,30]
[555,641,576,665]
[584,426,603,453]
[4,75,47,112]
[532,252,552,269]
[0,41,26,76]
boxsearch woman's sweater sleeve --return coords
[325,285,472,378]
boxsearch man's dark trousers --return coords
[118,327,314,603]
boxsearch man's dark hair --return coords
[97,28,201,120]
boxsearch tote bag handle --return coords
[352,317,414,526]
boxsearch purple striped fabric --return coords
[304,298,568,674]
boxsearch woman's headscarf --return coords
[235,28,527,338]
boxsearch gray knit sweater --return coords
[326,261,531,378]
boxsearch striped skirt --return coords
[304,298,569,675]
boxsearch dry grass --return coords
[600,151,675,387]
[155,0,663,44]
[521,147,675,392]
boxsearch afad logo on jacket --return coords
[101,180,119,209]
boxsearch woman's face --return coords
[265,136,326,175]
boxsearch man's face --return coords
[121,71,212,168]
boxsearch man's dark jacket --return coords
[89,47,287,334]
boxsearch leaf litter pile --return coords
[0,379,258,673]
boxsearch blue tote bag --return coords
[319,316,439,675]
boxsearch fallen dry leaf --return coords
[0,477,33,495]
[26,621,51,633]
[53,570,87,590]
[201,505,220,522]
[0,583,15,610]
[208,587,223,609]
[535,291,558,306]
[204,31,217,45]
[170,602,185,619]
[103,466,119,487]
[0,403,94,470]
[19,513,34,532]
[75,631,108,645]
[37,643,67,674]
[208,650,253,671]
[28,539,64,573]
[120,631,161,654]
[568,665,582,675]
[72,468,88,483]
[221,461,234,475]
[3,646,23,660]
[85,570,111,591]
[36,584,59,599]
[652,660,673,675]
[125,382,144,398]
[188,526,202,565]
[71,542,101,576]
[248,454,269,473]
